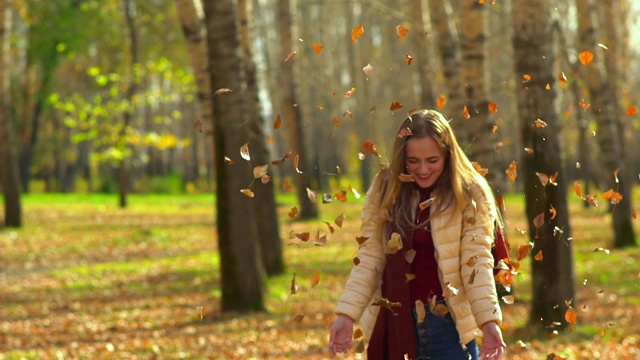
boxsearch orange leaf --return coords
[271,151,292,166]
[288,206,298,218]
[613,168,620,183]
[536,172,550,186]
[240,143,251,161]
[224,156,234,165]
[533,212,545,228]
[361,140,379,156]
[295,232,310,242]
[405,55,413,65]
[523,74,531,83]
[573,181,582,197]
[565,307,578,324]
[524,147,534,154]
[273,114,283,129]
[579,51,594,66]
[533,119,548,128]
[310,271,321,288]
[534,250,543,261]
[397,127,412,138]
[282,180,294,192]
[335,213,345,228]
[351,25,364,44]
[390,101,403,111]
[516,244,531,261]
[488,102,498,113]
[240,189,255,198]
[294,154,302,173]
[626,104,637,117]
[549,204,557,220]
[332,117,341,126]
[436,95,447,109]
[334,191,348,202]
[463,106,470,119]
[396,24,408,38]
[323,221,335,234]
[253,164,269,178]
[602,189,623,204]
[312,42,323,54]
[558,72,568,83]
[492,125,499,134]
[284,51,297,62]
[505,161,517,182]
[633,209,637,219]
[355,236,369,245]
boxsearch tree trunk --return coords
[0,0,22,227]
[276,0,317,219]
[238,0,284,277]
[512,0,575,330]
[427,0,465,128]
[408,0,435,108]
[576,0,635,248]
[203,0,266,312]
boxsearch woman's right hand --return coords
[329,314,354,355]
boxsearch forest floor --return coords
[1,191,640,359]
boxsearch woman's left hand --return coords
[480,322,506,360]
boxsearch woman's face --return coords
[405,136,447,189]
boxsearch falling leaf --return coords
[443,282,459,298]
[390,101,403,111]
[343,110,353,118]
[196,306,204,321]
[314,231,327,246]
[215,88,233,95]
[533,119,548,128]
[579,50,594,66]
[533,212,545,228]
[626,104,637,117]
[613,168,620,183]
[282,180,294,192]
[350,185,361,199]
[310,271,321,288]
[506,161,517,182]
[472,161,488,177]
[353,257,360,266]
[240,144,251,161]
[405,249,416,264]
[397,127,413,138]
[361,140,380,156]
[386,232,403,254]
[602,189,623,204]
[322,193,333,204]
[312,42,323,54]
[306,187,317,203]
[273,114,283,129]
[573,181,582,197]
[224,156,234,165]
[419,197,435,210]
[398,173,415,182]
[524,147,534,154]
[363,63,374,77]
[492,125,499,134]
[261,175,270,184]
[633,209,637,219]
[497,195,506,211]
[516,244,531,261]
[536,172,551,186]
[353,329,363,339]
[549,204,557,220]
[502,295,515,305]
[593,247,610,254]
[335,213,345,228]
[271,151,292,166]
[344,87,356,97]
[288,207,298,218]
[334,191,348,202]
[405,273,416,283]
[240,189,255,198]
[332,118,341,126]
[545,83,551,90]
[323,221,335,234]
[558,72,568,83]
[488,102,498,113]
[463,106,471,119]
[405,54,413,65]
[415,300,426,323]
[253,165,268,179]
[565,307,578,324]
[264,137,274,143]
[284,51,297,62]
[523,74,531,83]
[293,314,304,322]
[429,296,450,317]
[295,232,310,241]
[396,24,408,38]
[466,255,479,267]
[351,25,364,44]
[290,273,299,294]
[294,154,302,173]
[534,250,543,261]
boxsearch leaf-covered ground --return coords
[1,192,639,359]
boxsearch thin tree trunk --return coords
[0,0,22,227]
[238,0,284,277]
[276,0,317,219]
[408,0,435,108]
[203,0,266,312]
[576,0,635,248]
[512,0,575,330]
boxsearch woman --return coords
[329,109,505,359]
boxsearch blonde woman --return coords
[329,109,505,359]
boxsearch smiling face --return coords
[405,136,447,189]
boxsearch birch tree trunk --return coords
[512,0,575,329]
[203,0,265,312]
[576,0,636,248]
[0,0,22,227]
[238,0,284,276]
[407,0,435,108]
[276,0,317,219]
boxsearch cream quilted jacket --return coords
[335,176,503,347]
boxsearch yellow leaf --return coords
[405,273,416,282]
[386,232,403,254]
[415,300,426,323]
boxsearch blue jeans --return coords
[412,301,479,360]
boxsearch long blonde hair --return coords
[371,109,495,237]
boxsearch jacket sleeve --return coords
[335,178,387,322]
[459,183,503,327]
